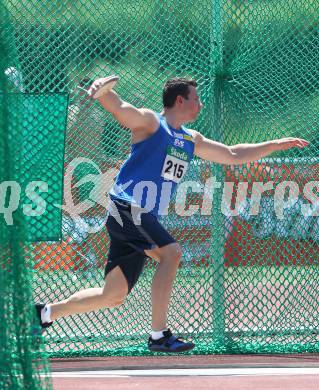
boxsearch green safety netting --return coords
[1,2,52,389]
[1,1,319,386]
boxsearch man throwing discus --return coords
[36,75,308,353]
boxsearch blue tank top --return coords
[110,114,195,217]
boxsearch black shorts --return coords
[105,198,176,293]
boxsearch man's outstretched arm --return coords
[88,78,159,133]
[190,130,309,164]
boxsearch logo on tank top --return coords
[174,138,185,148]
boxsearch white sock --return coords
[41,304,52,323]
[151,329,167,340]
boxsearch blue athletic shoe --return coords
[148,329,195,353]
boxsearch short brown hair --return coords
[162,78,197,108]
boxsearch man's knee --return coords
[159,243,182,264]
[103,266,129,307]
[103,291,127,308]
[110,294,127,307]
[102,283,128,308]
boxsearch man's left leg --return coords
[145,243,195,353]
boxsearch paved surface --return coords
[51,354,319,390]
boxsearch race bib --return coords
[161,146,190,183]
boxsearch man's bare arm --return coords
[189,130,309,164]
[88,79,159,133]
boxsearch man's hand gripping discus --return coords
[84,75,120,99]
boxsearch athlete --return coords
[36,76,308,353]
